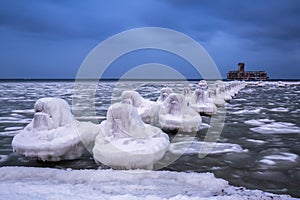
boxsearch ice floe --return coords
[4,126,24,131]
[232,108,262,115]
[250,122,300,134]
[168,141,245,155]
[259,152,298,165]
[244,119,275,126]
[0,130,20,136]
[246,139,266,144]
[269,107,289,112]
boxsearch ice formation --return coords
[0,167,295,200]
[158,93,202,132]
[12,97,99,161]
[182,87,193,105]
[198,80,208,90]
[157,87,174,104]
[276,81,286,87]
[210,81,226,106]
[93,100,170,170]
[189,88,217,115]
[121,90,159,125]
[169,141,245,155]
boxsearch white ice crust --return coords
[0,167,296,200]
[93,101,170,170]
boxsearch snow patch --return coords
[0,167,295,200]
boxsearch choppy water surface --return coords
[0,81,299,197]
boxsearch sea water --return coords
[0,80,299,197]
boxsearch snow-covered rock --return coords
[157,87,174,104]
[12,97,99,161]
[198,80,208,90]
[158,93,202,132]
[93,101,170,170]
[121,90,159,125]
[189,89,217,115]
[208,88,225,107]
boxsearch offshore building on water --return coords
[227,63,268,81]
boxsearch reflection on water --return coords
[0,81,299,197]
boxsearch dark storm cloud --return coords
[0,0,127,39]
[1,0,300,42]
[0,0,299,78]
[167,0,300,49]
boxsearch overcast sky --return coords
[0,0,299,79]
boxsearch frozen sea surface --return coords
[0,80,300,198]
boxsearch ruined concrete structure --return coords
[227,62,268,80]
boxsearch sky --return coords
[0,0,300,79]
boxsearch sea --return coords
[0,80,299,197]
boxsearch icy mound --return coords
[157,87,174,104]
[159,93,202,132]
[198,80,208,90]
[0,167,295,200]
[208,88,225,107]
[189,89,217,115]
[33,97,74,128]
[121,90,159,124]
[183,87,192,102]
[11,98,98,161]
[93,101,170,170]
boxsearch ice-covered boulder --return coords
[212,81,226,106]
[158,93,202,132]
[224,84,233,101]
[198,80,208,90]
[217,82,232,102]
[92,101,170,170]
[208,88,225,107]
[121,90,159,125]
[12,97,99,161]
[189,89,217,115]
[157,87,174,104]
[33,98,74,128]
[183,87,193,106]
